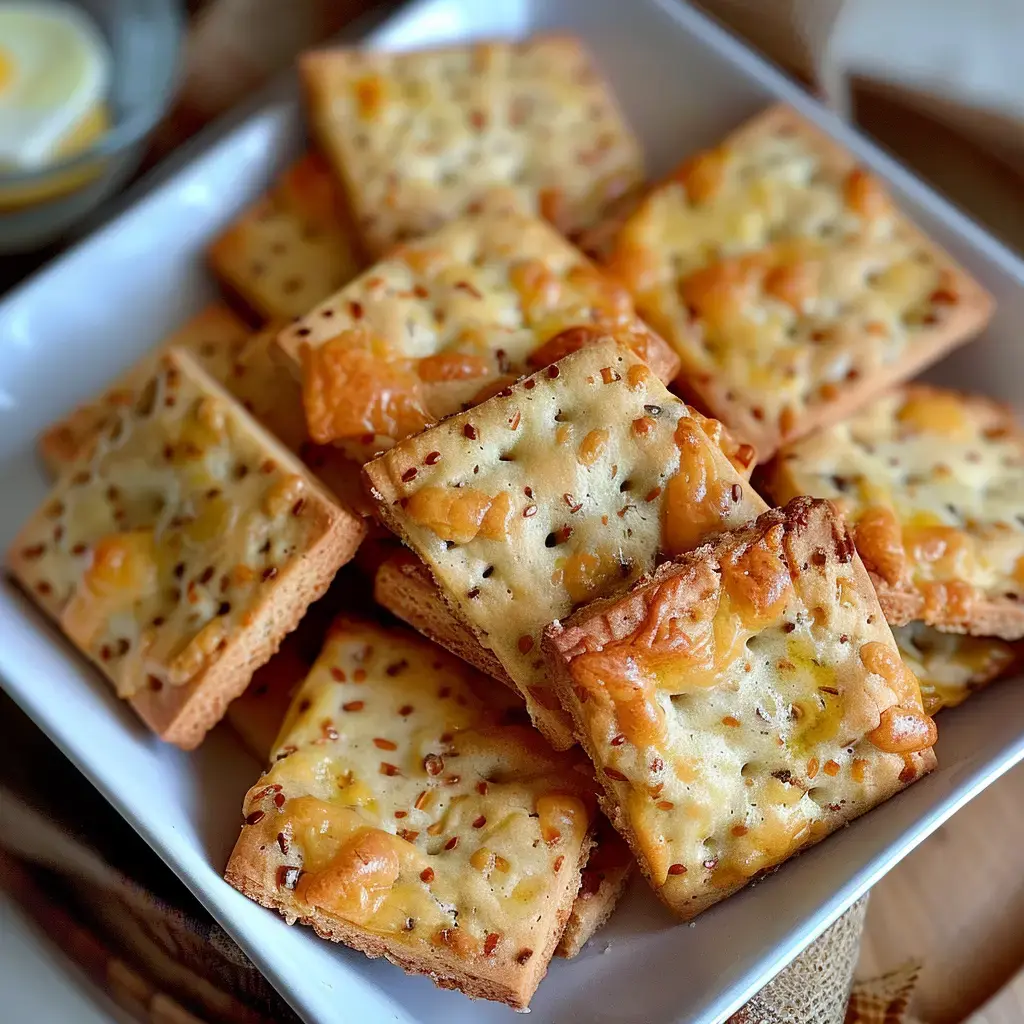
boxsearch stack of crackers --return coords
[7,32,1018,1011]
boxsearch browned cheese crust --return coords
[766,385,1024,638]
[363,339,766,749]
[601,104,993,459]
[276,209,680,462]
[223,618,598,1008]
[544,497,937,919]
[8,350,365,747]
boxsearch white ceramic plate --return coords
[3,1,1024,1021]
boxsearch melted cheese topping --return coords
[10,350,342,699]
[551,499,934,915]
[301,37,643,255]
[364,340,766,748]
[770,385,1024,627]
[277,210,679,459]
[38,306,253,474]
[208,151,363,321]
[893,622,1016,715]
[605,106,989,457]
[237,620,593,974]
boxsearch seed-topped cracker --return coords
[544,497,937,919]
[602,104,992,459]
[276,209,680,460]
[363,339,766,748]
[893,622,1017,716]
[765,385,1024,638]
[300,36,644,256]
[224,617,596,1008]
[208,151,364,321]
[37,305,370,513]
[38,305,251,475]
[8,349,366,748]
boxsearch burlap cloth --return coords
[8,0,1024,1020]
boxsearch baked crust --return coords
[363,339,766,748]
[601,104,993,459]
[765,384,1024,638]
[373,550,516,689]
[223,617,597,1009]
[300,36,644,255]
[8,349,365,748]
[544,497,937,919]
[554,815,633,958]
[276,209,680,460]
[208,151,364,321]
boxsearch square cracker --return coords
[36,305,370,515]
[765,385,1024,639]
[276,209,681,460]
[372,406,766,675]
[363,339,766,749]
[300,36,644,257]
[602,103,993,459]
[208,151,364,322]
[893,622,1017,716]
[8,349,366,749]
[543,497,937,920]
[223,617,597,1009]
[38,305,251,475]
[225,601,633,959]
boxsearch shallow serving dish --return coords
[3,1,1024,1021]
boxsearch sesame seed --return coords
[277,866,301,889]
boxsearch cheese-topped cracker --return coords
[603,104,992,459]
[37,306,368,514]
[8,350,366,748]
[208,152,364,321]
[364,339,766,748]
[276,210,680,459]
[224,617,596,1009]
[766,385,1024,638]
[544,497,937,919]
[38,306,251,475]
[893,622,1017,716]
[300,36,644,256]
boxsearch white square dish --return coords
[4,1,1024,1022]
